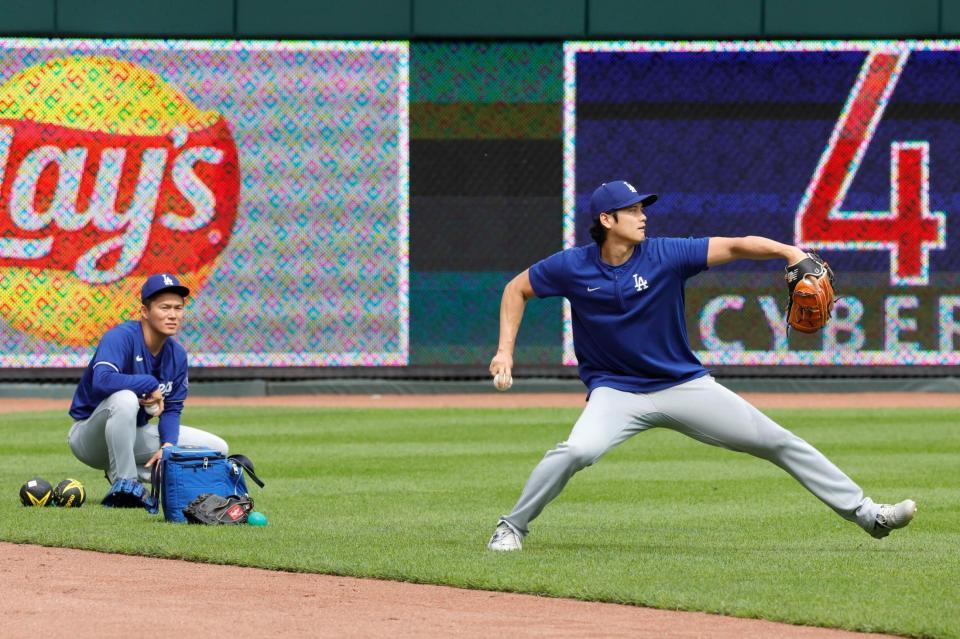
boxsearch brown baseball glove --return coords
[784,252,836,333]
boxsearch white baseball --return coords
[493,372,513,392]
[144,403,160,416]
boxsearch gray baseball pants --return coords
[68,390,228,484]
[500,375,880,536]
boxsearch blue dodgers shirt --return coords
[69,321,189,444]
[529,237,710,395]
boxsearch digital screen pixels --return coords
[565,41,960,366]
[0,40,409,368]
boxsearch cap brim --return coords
[143,285,190,301]
[639,193,658,206]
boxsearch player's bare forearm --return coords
[490,270,535,377]
[496,276,529,354]
[707,236,807,267]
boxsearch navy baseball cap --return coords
[589,180,658,216]
[141,273,190,302]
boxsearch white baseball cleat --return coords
[487,521,523,551]
[869,499,917,539]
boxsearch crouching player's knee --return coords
[176,426,229,457]
[201,432,229,457]
[212,435,229,457]
[106,390,140,417]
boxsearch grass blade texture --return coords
[2,406,957,637]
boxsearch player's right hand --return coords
[489,350,513,381]
[140,389,164,414]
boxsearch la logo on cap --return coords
[625,182,637,193]
[162,274,174,286]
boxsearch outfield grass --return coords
[2,406,958,638]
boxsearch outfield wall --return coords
[2,1,957,41]
[1,38,959,378]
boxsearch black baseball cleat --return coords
[869,499,917,539]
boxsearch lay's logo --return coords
[0,56,239,345]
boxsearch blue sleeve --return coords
[527,250,568,298]
[661,237,709,280]
[92,366,160,398]
[157,408,181,445]
[157,353,188,445]
[90,331,159,396]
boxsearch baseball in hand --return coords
[493,372,513,392]
[144,403,160,416]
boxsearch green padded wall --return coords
[414,0,585,37]
[237,0,411,38]
[765,0,940,37]
[590,0,762,38]
[0,0,55,34]
[940,0,960,34]
[8,1,960,39]
[57,0,233,37]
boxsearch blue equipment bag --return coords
[149,446,264,523]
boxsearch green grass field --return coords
[2,406,958,638]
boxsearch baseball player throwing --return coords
[68,274,228,501]
[487,180,916,551]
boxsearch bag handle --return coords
[229,454,265,488]
[147,457,162,515]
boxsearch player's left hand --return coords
[144,443,173,469]
[145,449,163,469]
[784,252,836,333]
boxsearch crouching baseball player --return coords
[68,274,228,506]
[487,180,916,551]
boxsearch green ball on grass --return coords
[247,511,268,526]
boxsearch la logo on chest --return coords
[632,273,649,292]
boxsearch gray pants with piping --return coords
[501,375,879,536]
[68,390,228,484]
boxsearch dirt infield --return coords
[3,392,936,638]
[1,542,895,639]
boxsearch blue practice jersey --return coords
[69,321,189,444]
[529,237,710,395]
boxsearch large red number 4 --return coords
[795,48,946,285]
